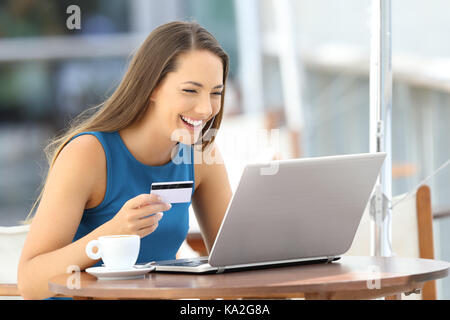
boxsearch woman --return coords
[17,21,232,299]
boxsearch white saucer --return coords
[85,265,156,281]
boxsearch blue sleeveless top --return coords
[71,131,193,265]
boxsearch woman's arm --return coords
[17,135,111,299]
[192,143,232,253]
[17,135,168,299]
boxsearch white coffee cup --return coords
[85,235,140,270]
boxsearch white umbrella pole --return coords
[369,0,394,257]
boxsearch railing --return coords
[434,208,450,220]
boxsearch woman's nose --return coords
[194,95,213,118]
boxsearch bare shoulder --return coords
[193,141,226,191]
[51,133,107,208]
[57,134,106,169]
[60,133,104,160]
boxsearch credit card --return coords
[150,181,193,204]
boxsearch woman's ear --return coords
[149,80,163,102]
[149,88,158,103]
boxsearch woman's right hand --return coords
[106,194,171,238]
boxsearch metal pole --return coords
[272,0,304,133]
[272,0,304,158]
[369,0,393,257]
[234,0,264,115]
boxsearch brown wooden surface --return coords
[48,256,449,300]
[0,283,71,299]
[0,284,20,296]
[416,185,437,299]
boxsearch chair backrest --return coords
[345,185,436,299]
[0,224,30,297]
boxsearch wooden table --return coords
[49,256,449,300]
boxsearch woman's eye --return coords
[183,89,222,96]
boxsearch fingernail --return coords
[167,203,172,209]
[157,212,164,219]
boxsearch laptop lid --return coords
[208,152,386,267]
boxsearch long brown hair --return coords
[25,21,229,222]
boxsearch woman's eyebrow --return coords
[182,81,223,89]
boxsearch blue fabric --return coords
[71,131,193,266]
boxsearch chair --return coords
[345,185,436,300]
[0,224,30,299]
[176,236,203,259]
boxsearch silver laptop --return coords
[153,152,386,273]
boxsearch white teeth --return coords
[181,115,202,126]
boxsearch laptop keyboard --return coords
[158,257,209,267]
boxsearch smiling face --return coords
[148,49,224,145]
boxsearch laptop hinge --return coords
[326,256,335,264]
[216,267,226,274]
